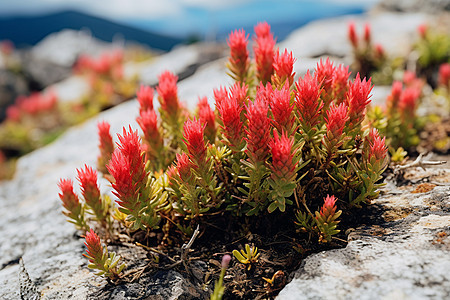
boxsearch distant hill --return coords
[0,10,184,51]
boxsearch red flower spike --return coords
[116,126,146,184]
[106,149,138,212]
[386,81,403,114]
[176,153,193,183]
[269,131,297,180]
[348,22,358,48]
[137,85,154,112]
[197,97,216,143]
[319,195,337,219]
[137,109,163,153]
[254,21,272,39]
[229,81,249,108]
[315,58,336,105]
[399,87,420,119]
[345,73,373,128]
[294,71,323,130]
[273,49,296,88]
[326,103,349,141]
[84,229,103,263]
[97,121,114,174]
[332,64,351,103]
[363,23,371,44]
[213,86,229,110]
[364,128,387,163]
[58,178,81,213]
[183,118,207,167]
[370,135,387,162]
[270,85,295,134]
[157,70,179,116]
[253,30,275,84]
[77,165,102,216]
[227,29,250,82]
[217,93,244,151]
[438,63,450,88]
[245,96,271,163]
[256,82,274,106]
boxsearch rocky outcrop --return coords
[278,164,450,299]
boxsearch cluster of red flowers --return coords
[6,91,58,122]
[74,49,124,79]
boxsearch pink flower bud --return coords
[221,254,232,269]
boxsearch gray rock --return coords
[374,0,450,14]
[31,29,112,68]
[137,42,226,86]
[20,50,73,89]
[278,170,450,300]
[0,69,28,122]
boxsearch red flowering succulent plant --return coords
[347,22,388,82]
[367,71,424,152]
[61,23,390,286]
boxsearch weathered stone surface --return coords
[278,163,450,300]
[31,29,112,68]
[375,0,450,13]
[136,42,226,87]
